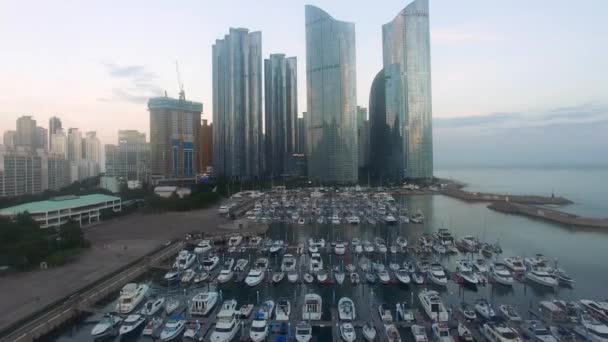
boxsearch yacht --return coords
[384,214,397,225]
[202,256,220,271]
[194,240,213,254]
[574,313,608,342]
[413,272,425,284]
[281,254,297,271]
[338,297,356,321]
[258,300,275,320]
[217,268,234,283]
[218,205,229,214]
[160,316,186,341]
[363,323,377,342]
[183,321,202,341]
[396,302,415,322]
[458,323,474,342]
[228,235,243,247]
[254,257,269,270]
[522,320,558,342]
[428,262,448,286]
[378,304,393,324]
[116,283,149,314]
[209,300,240,342]
[272,271,285,284]
[295,321,313,342]
[525,254,549,268]
[164,268,181,282]
[456,235,479,252]
[460,303,477,321]
[350,272,360,284]
[288,270,299,283]
[579,300,608,322]
[417,260,430,273]
[456,260,479,288]
[335,270,345,285]
[481,323,522,342]
[143,317,163,337]
[190,291,219,316]
[395,269,411,285]
[165,298,180,315]
[249,313,269,342]
[418,289,449,322]
[504,256,527,273]
[432,323,454,342]
[180,269,195,284]
[490,262,515,286]
[378,269,391,283]
[276,300,291,321]
[141,297,165,316]
[91,313,122,339]
[334,243,346,255]
[303,293,323,320]
[412,325,429,342]
[234,259,249,273]
[340,323,357,342]
[245,268,265,287]
[193,271,209,284]
[119,314,146,338]
[303,273,314,283]
[347,216,360,225]
[316,269,329,283]
[411,210,425,224]
[475,299,496,320]
[309,253,323,273]
[298,217,306,225]
[473,258,488,273]
[269,240,284,254]
[526,267,558,288]
[177,252,196,270]
[239,304,254,319]
[498,304,522,322]
[385,324,402,342]
[434,229,455,246]
[363,241,375,253]
[331,213,341,224]
[396,236,408,249]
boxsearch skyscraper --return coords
[368,69,390,181]
[50,129,68,159]
[67,128,82,162]
[382,0,433,179]
[105,130,150,182]
[35,127,48,150]
[48,116,62,149]
[356,106,369,169]
[148,91,202,182]
[3,131,16,147]
[212,28,263,179]
[305,5,358,184]
[296,115,307,155]
[15,116,37,148]
[264,54,298,177]
[199,120,213,174]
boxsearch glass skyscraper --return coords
[305,5,358,184]
[264,54,297,177]
[212,28,263,179]
[382,0,433,179]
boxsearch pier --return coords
[440,188,572,205]
[488,201,608,229]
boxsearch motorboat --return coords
[164,268,181,282]
[193,271,209,284]
[412,324,429,342]
[574,313,608,342]
[347,216,360,225]
[218,205,229,214]
[238,304,254,319]
[525,254,549,268]
[363,322,377,342]
[396,236,408,249]
[372,261,386,272]
[480,244,494,258]
[384,214,397,224]
[434,229,455,246]
[141,297,165,316]
[249,236,262,246]
[385,324,402,342]
[335,270,345,285]
[295,321,313,342]
[363,241,375,253]
[272,271,285,284]
[504,256,527,273]
[316,269,329,283]
[379,304,393,324]
[498,304,522,322]
[303,273,314,283]
[549,326,577,342]
[183,321,203,340]
[209,300,240,342]
[165,297,180,315]
[456,235,478,252]
[390,245,398,254]
[176,252,196,270]
[116,283,149,314]
[350,272,360,284]
[234,259,249,273]
[396,302,415,321]
[259,300,275,320]
[522,320,558,342]
[413,272,425,284]
[418,289,449,322]
[552,268,574,286]
[428,262,448,286]
[473,258,488,273]
[378,270,391,284]
[202,256,220,271]
[228,235,242,247]
[245,268,265,287]
[340,322,357,342]
[389,262,400,272]
[481,323,522,342]
[91,312,122,339]
[288,270,299,283]
[269,240,284,254]
[281,254,297,271]
[276,300,291,321]
[456,260,479,288]
[417,260,430,273]
[217,269,234,283]
[526,267,558,288]
[458,323,474,342]
[303,293,322,320]
[475,299,496,320]
[355,243,363,254]
[359,258,371,272]
[579,300,608,322]
[395,269,411,285]
[142,317,163,337]
[432,322,454,342]
[194,240,212,254]
[298,217,306,225]
[222,258,235,270]
[433,243,447,254]
[378,244,388,253]
[119,314,146,338]
[460,303,477,321]
[190,291,219,316]
[309,253,323,273]
[160,316,186,341]
[338,297,356,320]
[249,313,268,342]
[335,243,346,255]
[490,262,514,286]
[180,269,196,284]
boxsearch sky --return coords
[0,0,606,167]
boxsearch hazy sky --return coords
[1,0,606,165]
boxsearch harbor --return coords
[36,187,608,342]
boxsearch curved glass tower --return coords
[305,5,358,184]
[382,0,433,179]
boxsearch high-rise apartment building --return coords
[3,131,16,147]
[212,28,263,179]
[149,91,202,182]
[48,116,62,149]
[305,5,358,184]
[382,0,433,179]
[199,120,213,174]
[15,116,37,148]
[0,146,42,197]
[36,127,48,150]
[67,128,82,162]
[264,54,298,177]
[50,129,68,159]
[105,130,150,182]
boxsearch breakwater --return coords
[488,201,608,229]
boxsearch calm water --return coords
[435,166,608,218]
[50,192,608,342]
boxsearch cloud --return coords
[100,62,163,104]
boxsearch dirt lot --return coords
[0,204,238,333]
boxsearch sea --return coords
[48,166,608,342]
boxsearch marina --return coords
[18,188,608,341]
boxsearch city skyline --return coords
[1,1,606,166]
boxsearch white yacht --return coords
[395,269,411,285]
[309,253,323,273]
[378,269,391,283]
[428,262,448,286]
[254,257,269,270]
[432,323,455,342]
[579,300,608,322]
[363,241,375,253]
[456,260,479,288]
[522,320,558,342]
[119,314,146,338]
[141,297,165,316]
[276,299,291,321]
[210,300,240,342]
[269,240,284,254]
[281,254,297,271]
[504,256,527,273]
[303,293,322,320]
[396,302,415,322]
[396,236,408,249]
[574,313,608,342]
[384,214,397,225]
[526,267,558,288]
[160,316,186,341]
[202,256,220,271]
[194,240,213,254]
[190,291,219,316]
[378,304,393,324]
[91,313,122,339]
[245,268,265,287]
[288,270,299,283]
[481,323,522,342]
[222,257,235,270]
[473,258,488,273]
[316,269,328,283]
[295,321,313,342]
[259,300,275,320]
[334,243,346,255]
[228,235,243,247]
[217,269,234,283]
[249,313,268,342]
[412,325,429,342]
[525,254,549,268]
[418,289,449,322]
[177,252,196,270]
[346,216,360,224]
[331,213,341,224]
[456,235,479,252]
[490,262,514,286]
[234,259,249,273]
[338,297,356,321]
[498,304,522,322]
[340,322,357,342]
[335,270,345,285]
[475,299,496,320]
[116,283,149,314]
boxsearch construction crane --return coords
[175,61,185,100]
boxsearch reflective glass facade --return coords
[382,0,433,179]
[212,28,263,179]
[305,5,358,184]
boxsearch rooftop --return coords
[0,194,120,216]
